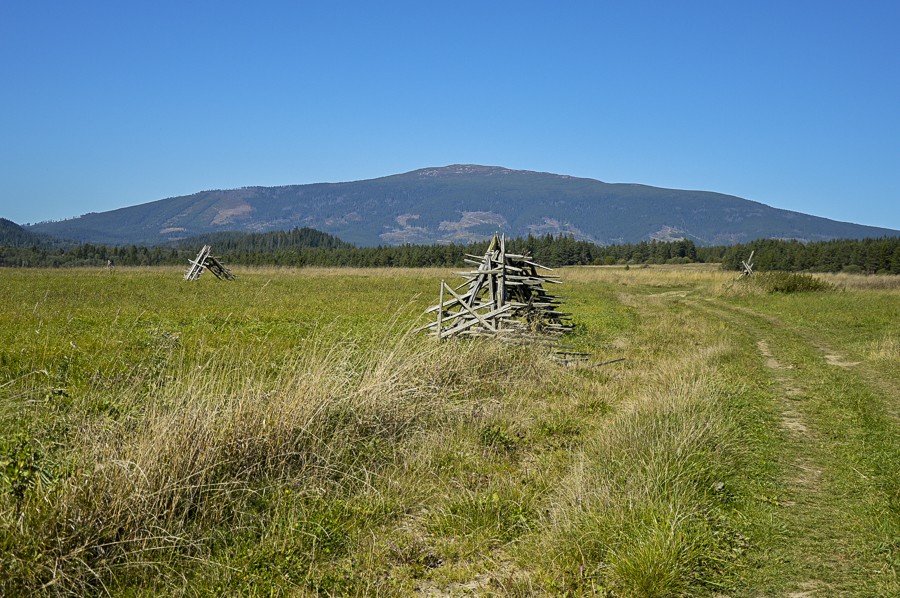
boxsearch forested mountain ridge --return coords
[0,218,70,248]
[24,165,898,246]
[0,219,33,246]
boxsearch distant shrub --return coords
[723,272,835,296]
[753,272,833,294]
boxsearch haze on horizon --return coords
[1,1,898,230]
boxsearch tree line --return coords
[702,237,900,275]
[1,228,898,274]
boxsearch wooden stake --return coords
[437,280,444,340]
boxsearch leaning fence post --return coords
[436,280,445,341]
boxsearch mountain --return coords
[25,165,898,246]
[0,217,70,248]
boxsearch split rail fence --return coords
[184,245,235,281]
[418,234,587,363]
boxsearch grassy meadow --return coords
[0,265,897,596]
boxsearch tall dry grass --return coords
[568,266,900,293]
[565,265,733,293]
[816,271,900,291]
[0,319,543,594]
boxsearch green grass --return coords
[1,266,897,595]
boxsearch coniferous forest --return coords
[1,226,898,274]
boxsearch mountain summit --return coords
[25,165,898,246]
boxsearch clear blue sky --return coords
[2,1,898,230]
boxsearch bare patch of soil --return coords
[791,458,823,490]
[758,339,791,370]
[823,353,860,368]
[787,579,826,597]
[417,559,520,596]
[781,410,809,434]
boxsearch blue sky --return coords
[1,1,898,230]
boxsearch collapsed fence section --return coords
[418,234,587,363]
